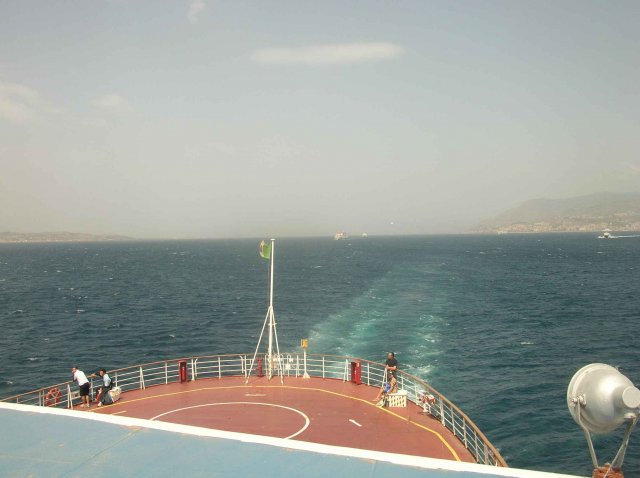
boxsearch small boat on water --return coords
[598,229,613,239]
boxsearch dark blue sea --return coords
[1,234,638,476]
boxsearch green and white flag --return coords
[259,240,271,260]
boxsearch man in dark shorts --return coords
[385,352,398,379]
[72,367,91,408]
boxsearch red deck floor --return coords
[90,375,476,463]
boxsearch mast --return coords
[246,238,283,383]
[267,238,275,377]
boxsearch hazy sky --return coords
[1,1,638,238]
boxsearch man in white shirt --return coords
[72,367,91,408]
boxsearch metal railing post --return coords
[218,356,222,379]
[139,366,145,389]
[165,362,168,384]
[322,356,325,379]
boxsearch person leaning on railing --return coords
[385,352,398,379]
[71,367,91,408]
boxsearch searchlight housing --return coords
[567,364,640,477]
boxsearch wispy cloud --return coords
[91,93,133,115]
[188,0,206,24]
[0,81,40,124]
[251,42,404,66]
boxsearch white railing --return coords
[0,352,506,467]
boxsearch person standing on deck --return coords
[372,352,399,402]
[385,352,398,379]
[96,368,112,407]
[72,367,91,408]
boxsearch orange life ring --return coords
[45,387,61,406]
[420,393,436,405]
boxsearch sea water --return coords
[0,234,638,476]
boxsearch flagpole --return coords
[269,238,275,313]
[267,238,275,378]
[247,238,280,383]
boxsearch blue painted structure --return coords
[0,404,582,478]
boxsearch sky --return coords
[1,1,639,238]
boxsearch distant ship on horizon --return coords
[334,231,348,240]
[598,229,640,239]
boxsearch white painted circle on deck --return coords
[150,402,310,439]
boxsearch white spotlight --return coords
[567,364,640,477]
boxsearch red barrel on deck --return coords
[351,361,362,385]
[179,360,188,383]
[257,358,264,377]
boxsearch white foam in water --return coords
[410,364,434,377]
[308,262,445,381]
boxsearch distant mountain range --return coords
[474,192,640,234]
[0,231,133,243]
